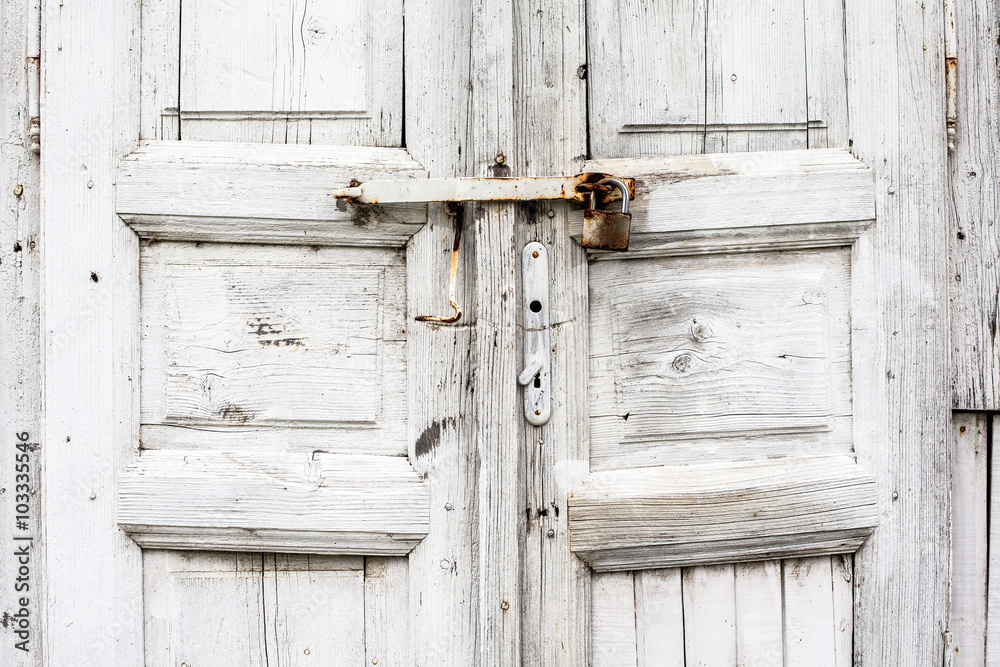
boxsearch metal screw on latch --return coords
[581,178,632,251]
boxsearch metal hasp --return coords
[518,242,550,426]
[582,177,632,251]
[333,173,634,205]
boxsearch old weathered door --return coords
[41,0,949,666]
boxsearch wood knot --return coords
[671,354,692,373]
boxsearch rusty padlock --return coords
[582,178,632,251]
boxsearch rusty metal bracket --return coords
[333,173,634,205]
[415,203,464,324]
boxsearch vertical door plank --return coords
[41,0,144,663]
[950,0,1000,411]
[986,415,1000,663]
[0,0,41,664]
[734,561,784,666]
[511,0,590,665]
[139,0,179,140]
[950,413,988,667]
[845,0,951,662]
[635,569,685,667]
[364,557,410,667]
[591,572,638,667]
[705,0,808,153]
[784,557,836,667]
[831,555,854,667]
[803,0,849,148]
[683,564,737,665]
[403,0,478,664]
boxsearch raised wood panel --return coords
[590,248,852,470]
[140,243,406,448]
[575,149,875,257]
[144,552,408,666]
[569,455,877,571]
[587,0,849,158]
[178,0,403,145]
[118,451,429,555]
[117,141,427,247]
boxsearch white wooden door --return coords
[40,0,949,666]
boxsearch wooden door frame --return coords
[40,2,950,666]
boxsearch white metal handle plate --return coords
[520,242,550,426]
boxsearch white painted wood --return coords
[683,564,738,665]
[988,415,1000,664]
[139,0,179,140]
[117,141,427,246]
[139,242,408,454]
[591,572,638,667]
[40,0,144,663]
[831,555,854,667]
[589,247,853,471]
[569,455,877,571]
[0,0,41,663]
[784,557,837,666]
[365,557,411,667]
[118,451,429,554]
[845,0,952,662]
[734,561,783,666]
[179,0,403,145]
[950,413,988,667]
[576,149,874,256]
[949,0,1000,410]
[144,551,369,666]
[587,1,849,158]
[635,569,685,667]
[401,1,480,664]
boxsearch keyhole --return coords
[529,300,542,313]
[533,374,541,388]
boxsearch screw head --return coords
[534,410,541,416]
[501,600,510,610]
[532,251,539,258]
[13,184,23,196]
[495,152,506,165]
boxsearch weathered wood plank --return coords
[634,569,685,666]
[683,564,737,665]
[988,415,1000,664]
[831,555,854,667]
[364,557,410,667]
[803,0,850,148]
[178,0,403,145]
[116,141,427,246]
[591,572,638,667]
[118,452,429,555]
[950,0,1000,410]
[784,557,837,666]
[577,148,874,257]
[734,561,783,666]
[40,0,144,663]
[0,0,41,663]
[569,455,877,571]
[402,0,479,663]
[949,413,988,667]
[139,0,179,140]
[845,0,952,661]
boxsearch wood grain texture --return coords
[784,557,837,666]
[178,0,403,145]
[949,0,1000,410]
[139,0,179,140]
[988,415,1000,664]
[683,565,738,665]
[118,451,429,555]
[591,572,638,667]
[0,0,42,663]
[845,0,952,662]
[734,561,783,666]
[949,413,988,667]
[40,0,144,663]
[589,247,853,471]
[117,141,427,246]
[577,148,874,257]
[143,551,402,666]
[587,0,849,158]
[635,569,685,666]
[569,456,877,571]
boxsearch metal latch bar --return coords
[333,173,634,204]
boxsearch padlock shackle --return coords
[595,178,631,215]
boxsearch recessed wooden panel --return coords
[140,242,407,454]
[590,248,852,470]
[178,0,403,145]
[144,552,408,666]
[587,0,848,157]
